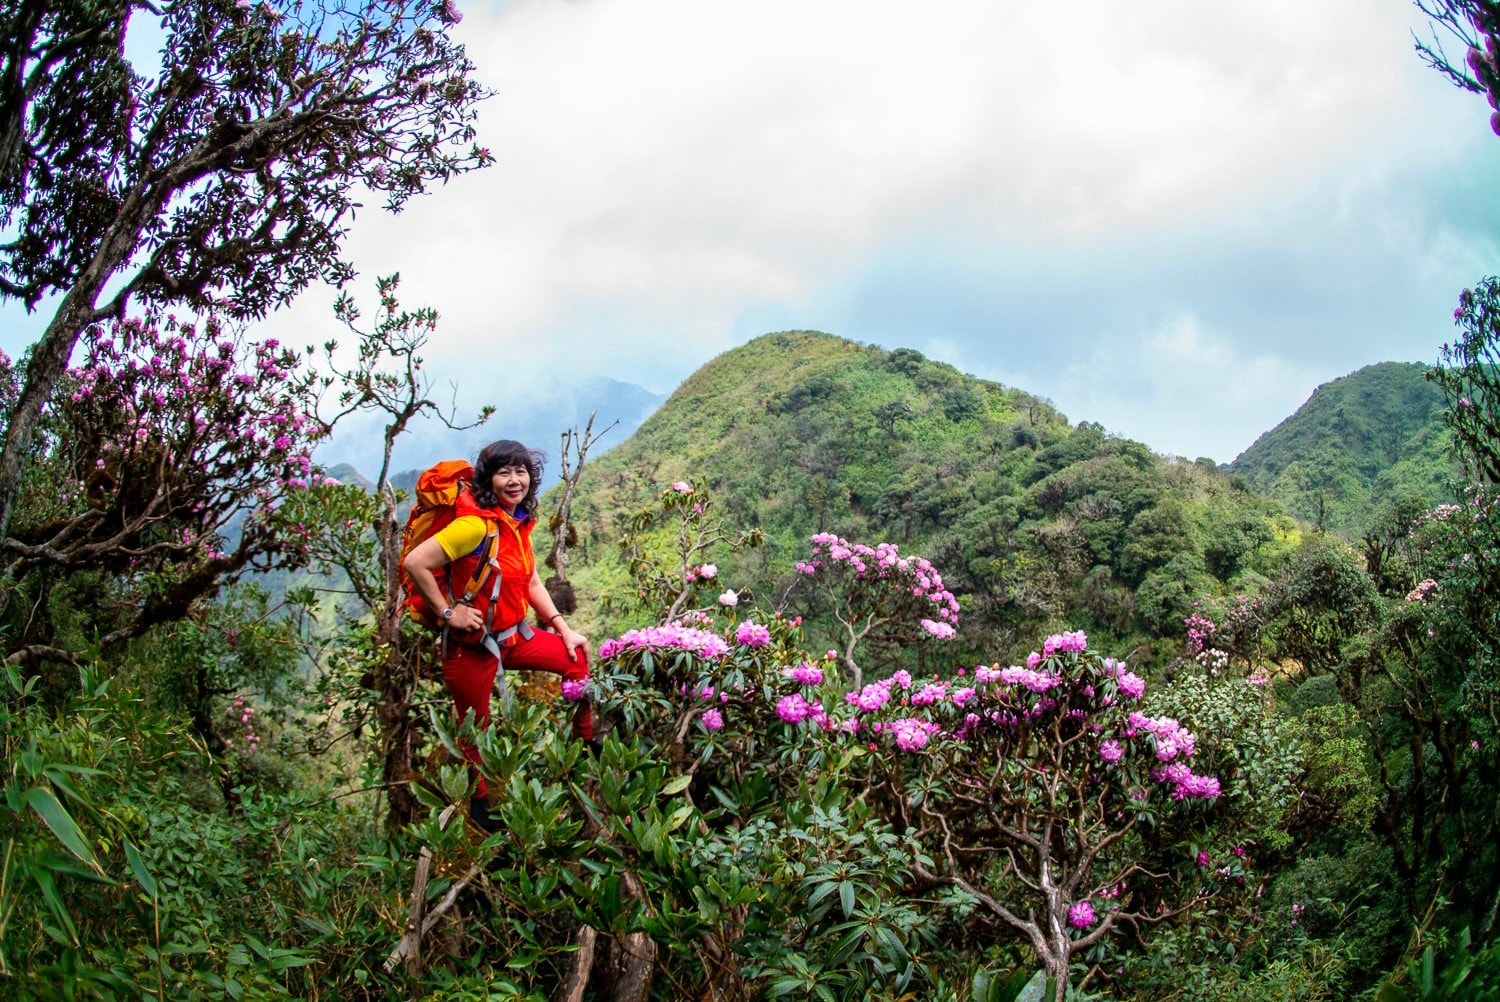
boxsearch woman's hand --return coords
[559,625,590,661]
[447,604,484,633]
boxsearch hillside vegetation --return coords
[559,331,1297,662]
[1230,362,1455,535]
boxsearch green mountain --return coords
[558,331,1297,665]
[1229,362,1456,535]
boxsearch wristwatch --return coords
[441,606,454,622]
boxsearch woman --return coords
[402,439,592,832]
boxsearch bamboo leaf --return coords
[123,840,157,898]
[26,787,102,874]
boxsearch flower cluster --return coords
[1103,658,1146,699]
[1405,578,1440,602]
[1196,647,1229,673]
[846,674,908,712]
[598,624,730,661]
[798,533,960,625]
[920,618,956,639]
[1067,900,1096,929]
[776,692,821,725]
[46,317,324,568]
[1126,712,1197,761]
[224,694,260,754]
[1184,613,1216,656]
[781,662,823,686]
[877,717,942,751]
[1041,630,1088,657]
[735,621,772,648]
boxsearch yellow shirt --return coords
[434,515,489,560]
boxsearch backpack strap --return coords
[477,620,536,700]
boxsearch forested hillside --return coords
[1230,362,1455,535]
[559,331,1296,663]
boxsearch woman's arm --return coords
[528,568,589,661]
[403,536,485,632]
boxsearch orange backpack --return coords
[398,460,499,630]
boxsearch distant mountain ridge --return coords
[1229,362,1455,535]
[556,331,1295,664]
[326,376,664,492]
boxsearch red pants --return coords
[443,628,592,797]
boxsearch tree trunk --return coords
[375,494,421,831]
[602,871,656,1002]
[0,185,151,542]
[607,932,656,1002]
[556,925,597,1002]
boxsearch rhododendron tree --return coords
[831,631,1227,999]
[0,0,491,541]
[792,533,960,686]
[1,314,325,653]
[554,609,942,999]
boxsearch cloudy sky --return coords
[7,0,1500,471]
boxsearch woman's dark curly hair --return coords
[471,439,545,515]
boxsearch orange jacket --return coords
[444,490,536,645]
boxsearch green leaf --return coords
[660,774,693,796]
[31,866,79,943]
[26,786,102,874]
[123,840,157,898]
[666,804,694,832]
[838,880,855,918]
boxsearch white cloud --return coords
[296,0,1456,395]
[1059,312,1328,463]
[9,0,1493,468]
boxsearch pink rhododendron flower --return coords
[735,621,771,648]
[911,682,948,706]
[1103,658,1146,699]
[669,481,693,494]
[892,670,912,689]
[1099,739,1124,764]
[846,680,894,713]
[973,664,1004,683]
[997,665,1062,693]
[560,680,589,702]
[1067,901,1096,929]
[1042,630,1088,657]
[776,693,814,724]
[920,618,956,639]
[888,717,941,751]
[698,563,718,579]
[598,625,730,661]
[781,662,823,686]
[699,709,724,731]
[717,589,739,607]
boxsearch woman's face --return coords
[491,464,530,514]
